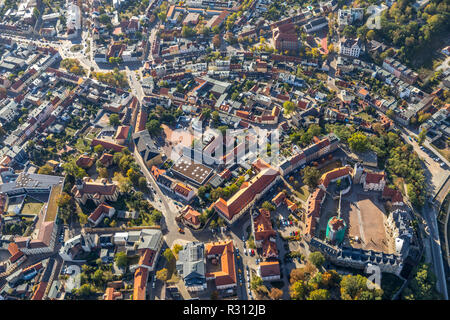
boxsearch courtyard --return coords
[318,182,392,253]
[340,186,391,253]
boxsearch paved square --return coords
[341,193,391,253]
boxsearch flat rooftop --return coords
[170,157,214,185]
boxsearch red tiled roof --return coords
[133,267,149,300]
[329,216,345,231]
[259,261,280,277]
[115,125,130,141]
[91,139,125,152]
[382,186,403,203]
[139,248,156,268]
[22,262,43,274]
[305,187,325,237]
[89,203,113,224]
[31,282,48,300]
[136,109,148,133]
[76,155,95,168]
[364,172,385,184]
[99,153,114,166]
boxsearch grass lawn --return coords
[45,184,62,222]
[70,44,83,52]
[74,138,91,153]
[392,176,406,196]
[21,201,44,215]
[356,112,374,122]
[85,128,101,140]
[65,127,77,137]
[296,185,310,202]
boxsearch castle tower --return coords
[353,162,364,184]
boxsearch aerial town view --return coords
[0,0,449,306]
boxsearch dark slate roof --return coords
[133,130,160,163]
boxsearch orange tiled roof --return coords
[272,192,286,206]
[31,282,48,300]
[91,139,125,153]
[320,167,351,188]
[104,287,122,300]
[205,240,236,287]
[173,183,192,197]
[133,267,149,300]
[213,164,279,221]
[181,205,201,226]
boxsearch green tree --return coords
[109,114,120,127]
[115,252,128,269]
[301,166,321,190]
[156,268,169,282]
[38,164,54,175]
[308,252,325,269]
[250,276,263,290]
[290,280,307,300]
[418,129,427,146]
[261,201,276,212]
[94,144,105,154]
[348,132,369,153]
[283,101,296,114]
[402,263,440,300]
[147,119,161,136]
[163,248,175,263]
[340,274,382,300]
[386,109,395,119]
[308,288,330,300]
